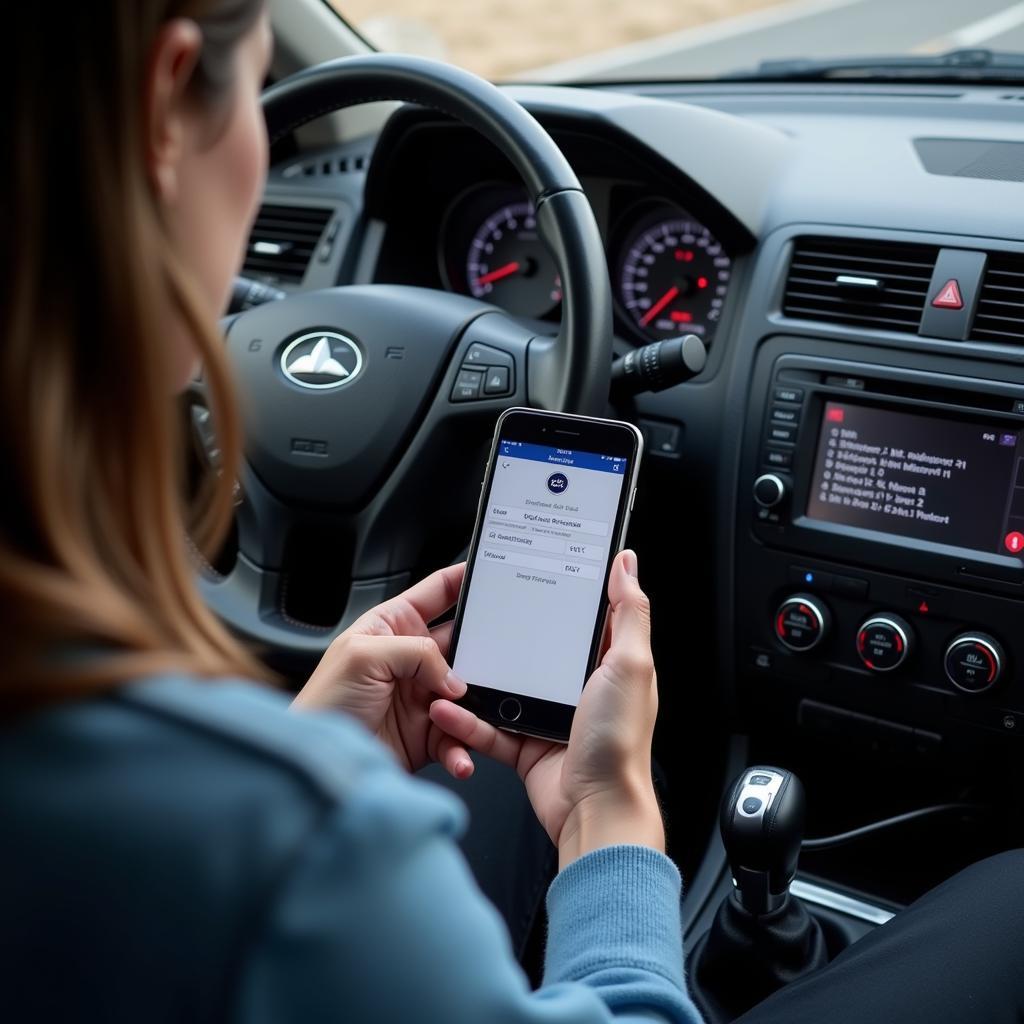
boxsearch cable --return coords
[801,802,989,851]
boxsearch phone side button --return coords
[629,487,637,512]
[498,697,522,723]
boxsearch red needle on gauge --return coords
[639,285,680,327]
[476,261,521,286]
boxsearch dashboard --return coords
[348,113,749,350]
[249,79,1024,781]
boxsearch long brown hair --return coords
[2,0,267,710]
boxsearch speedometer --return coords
[439,185,561,320]
[465,201,561,318]
[617,207,731,343]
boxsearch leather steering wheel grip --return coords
[260,53,613,415]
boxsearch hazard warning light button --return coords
[932,279,963,310]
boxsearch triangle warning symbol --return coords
[931,279,963,310]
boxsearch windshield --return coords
[330,1,1024,82]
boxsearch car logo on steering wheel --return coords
[281,331,363,390]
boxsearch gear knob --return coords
[720,766,805,915]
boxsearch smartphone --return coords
[448,408,643,742]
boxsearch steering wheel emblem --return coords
[281,331,363,390]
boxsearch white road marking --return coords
[519,0,871,81]
[913,2,1024,53]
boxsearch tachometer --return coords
[617,208,731,343]
[465,201,561,318]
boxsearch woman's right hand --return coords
[429,549,664,869]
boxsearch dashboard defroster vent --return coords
[783,237,939,333]
[972,252,1024,343]
[242,203,333,283]
[281,152,370,179]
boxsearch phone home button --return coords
[498,697,522,723]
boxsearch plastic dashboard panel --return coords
[255,81,1024,763]
[356,101,760,348]
[716,219,1024,749]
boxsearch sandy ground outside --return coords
[330,0,788,79]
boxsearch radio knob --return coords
[753,474,787,508]
[944,634,1005,694]
[774,594,831,653]
[856,614,913,672]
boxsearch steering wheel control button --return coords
[483,367,510,395]
[945,634,1004,694]
[498,697,522,722]
[741,797,763,815]
[464,343,514,368]
[856,615,913,672]
[456,344,515,399]
[775,594,830,653]
[451,369,483,402]
[754,474,787,508]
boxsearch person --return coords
[7,4,1024,1024]
[2,2,699,1020]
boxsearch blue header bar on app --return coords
[498,440,627,474]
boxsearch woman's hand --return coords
[292,564,476,779]
[429,550,664,869]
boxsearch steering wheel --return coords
[198,54,613,664]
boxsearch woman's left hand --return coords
[292,563,475,779]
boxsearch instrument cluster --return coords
[438,183,733,345]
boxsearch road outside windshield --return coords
[332,0,1024,81]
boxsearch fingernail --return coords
[457,759,473,778]
[622,549,638,578]
[445,670,467,697]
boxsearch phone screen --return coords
[453,438,630,706]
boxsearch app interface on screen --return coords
[454,439,629,706]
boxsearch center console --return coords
[736,338,1024,749]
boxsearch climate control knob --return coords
[774,594,831,652]
[944,634,1005,694]
[856,614,913,672]
[753,474,787,508]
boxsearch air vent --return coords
[972,252,1024,343]
[783,237,939,332]
[281,152,370,180]
[242,204,332,283]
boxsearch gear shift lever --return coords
[691,766,827,1023]
[720,766,805,915]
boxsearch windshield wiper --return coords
[725,48,1024,83]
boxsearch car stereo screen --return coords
[806,401,1024,556]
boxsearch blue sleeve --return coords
[231,755,702,1024]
